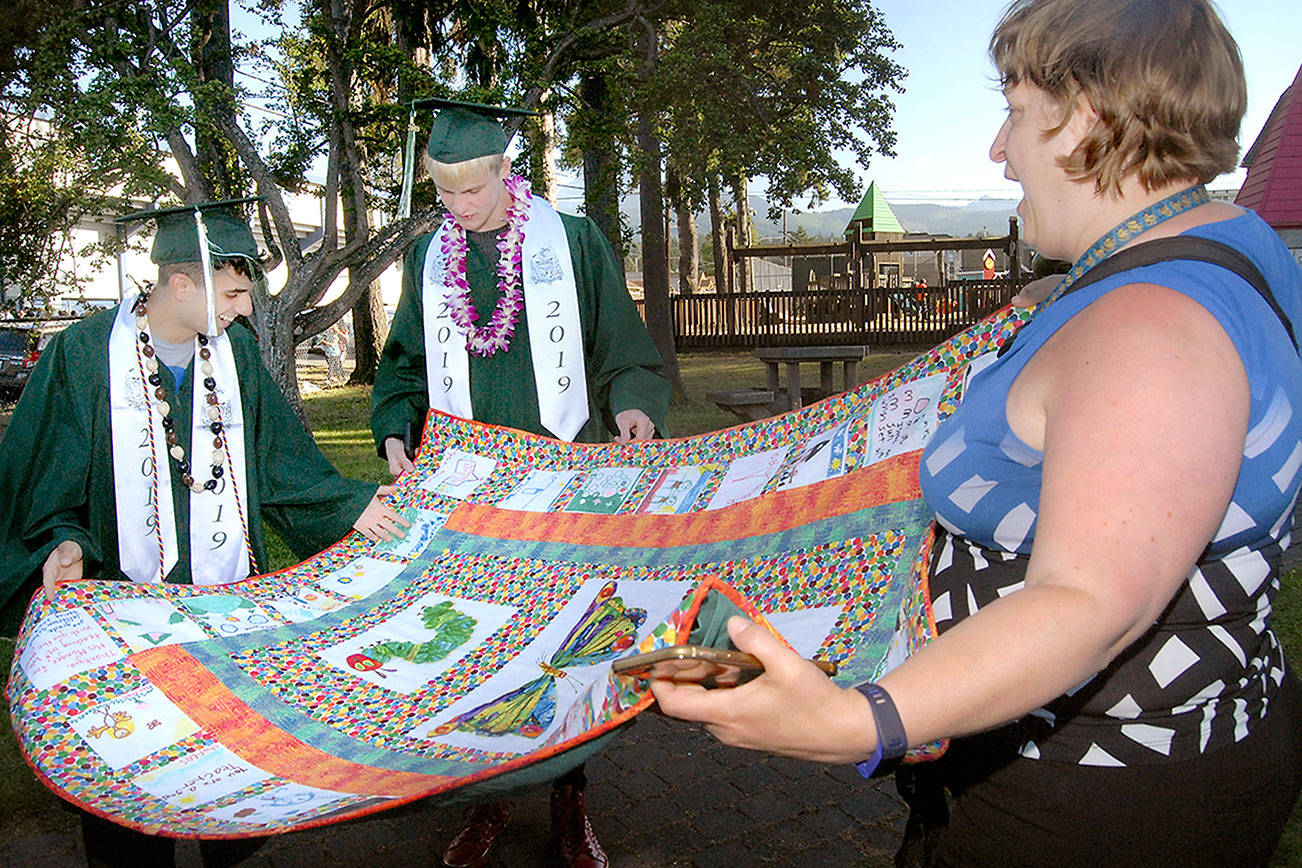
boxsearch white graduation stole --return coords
[108,297,252,586]
[421,196,589,440]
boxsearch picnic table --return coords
[707,345,868,422]
[755,345,868,411]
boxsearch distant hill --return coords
[624,194,1021,241]
[892,200,1021,237]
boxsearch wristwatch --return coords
[854,682,909,778]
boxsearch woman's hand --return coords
[353,486,411,543]
[1011,274,1062,307]
[650,617,877,764]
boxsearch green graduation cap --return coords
[116,197,264,336]
[399,97,536,217]
[420,96,535,163]
[117,197,264,267]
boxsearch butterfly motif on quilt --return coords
[430,581,645,739]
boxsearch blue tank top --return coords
[921,211,1302,558]
[918,211,1302,765]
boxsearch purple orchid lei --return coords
[440,173,532,356]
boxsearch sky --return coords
[236,1,1300,213]
[829,0,1302,208]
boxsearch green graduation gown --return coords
[371,213,671,451]
[0,308,376,633]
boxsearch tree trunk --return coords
[348,281,386,384]
[708,174,726,293]
[672,173,699,296]
[664,191,672,288]
[526,98,559,205]
[664,169,680,293]
[733,174,750,292]
[254,292,297,411]
[635,25,683,397]
[578,70,622,259]
[192,0,240,200]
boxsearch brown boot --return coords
[442,801,511,868]
[550,782,608,868]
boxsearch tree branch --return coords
[211,114,303,271]
[509,0,648,138]
[293,208,437,339]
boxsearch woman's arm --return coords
[654,282,1250,761]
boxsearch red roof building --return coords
[1236,63,1302,258]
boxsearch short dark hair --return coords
[158,257,254,288]
[991,0,1245,194]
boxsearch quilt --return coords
[5,307,1025,838]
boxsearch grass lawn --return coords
[2,348,1300,862]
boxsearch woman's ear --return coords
[1063,91,1100,145]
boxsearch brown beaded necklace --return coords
[131,291,228,494]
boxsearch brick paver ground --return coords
[4,712,906,867]
[243,712,905,868]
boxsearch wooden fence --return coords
[634,278,1021,349]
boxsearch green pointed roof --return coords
[845,181,904,234]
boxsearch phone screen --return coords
[640,655,761,688]
[612,646,767,688]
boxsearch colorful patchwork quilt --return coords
[5,308,1025,838]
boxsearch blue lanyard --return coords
[1032,184,1210,315]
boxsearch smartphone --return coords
[611,645,836,688]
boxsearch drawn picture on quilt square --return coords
[867,372,946,464]
[312,556,407,600]
[132,742,272,809]
[420,581,644,741]
[176,594,278,638]
[495,469,578,512]
[319,591,515,693]
[371,508,449,560]
[203,780,360,826]
[18,607,126,691]
[564,467,644,514]
[775,423,852,491]
[261,582,350,624]
[705,446,790,510]
[95,598,211,651]
[636,466,713,514]
[418,448,497,499]
[68,684,200,770]
[762,605,846,658]
[408,579,691,752]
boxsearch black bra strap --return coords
[1001,236,1295,356]
[1063,236,1295,349]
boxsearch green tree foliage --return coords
[652,0,904,216]
[0,1,175,311]
[2,1,439,414]
[553,0,903,371]
[2,0,903,401]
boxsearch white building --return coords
[6,138,402,316]
[40,194,403,316]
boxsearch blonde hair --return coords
[424,153,506,189]
[991,0,1245,194]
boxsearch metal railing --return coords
[635,279,1021,349]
